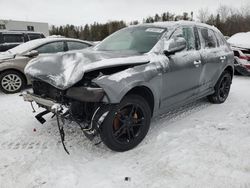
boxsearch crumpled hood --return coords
[24,49,150,90]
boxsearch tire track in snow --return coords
[147,98,212,139]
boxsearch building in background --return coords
[0,19,49,36]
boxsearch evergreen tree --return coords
[183,12,189,20]
[83,24,90,40]
[154,14,161,22]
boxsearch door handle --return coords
[220,56,226,60]
[194,60,201,67]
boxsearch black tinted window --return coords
[67,41,89,51]
[36,42,64,54]
[198,28,217,49]
[28,34,42,40]
[3,34,24,43]
[171,27,196,51]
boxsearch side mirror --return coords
[24,50,39,58]
[163,37,187,56]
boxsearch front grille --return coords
[32,80,63,101]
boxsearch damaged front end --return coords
[23,78,113,153]
[22,51,150,153]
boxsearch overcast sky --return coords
[0,0,249,26]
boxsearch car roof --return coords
[139,20,220,32]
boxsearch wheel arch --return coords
[224,65,234,79]
[125,86,155,116]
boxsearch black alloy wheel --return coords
[100,95,151,152]
[208,71,232,104]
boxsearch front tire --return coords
[100,94,151,152]
[208,71,232,104]
[0,70,26,94]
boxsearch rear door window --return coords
[36,42,64,54]
[67,41,90,51]
[3,34,24,43]
[198,28,218,49]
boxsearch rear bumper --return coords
[234,64,250,76]
[234,58,250,76]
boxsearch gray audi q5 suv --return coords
[23,21,234,152]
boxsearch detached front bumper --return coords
[23,86,105,110]
[23,92,61,113]
[22,91,65,125]
[25,82,105,103]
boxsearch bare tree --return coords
[197,8,210,23]
[217,5,234,22]
[240,2,250,17]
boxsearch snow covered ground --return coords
[0,76,250,188]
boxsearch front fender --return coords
[0,61,24,73]
[0,60,31,84]
[93,61,166,114]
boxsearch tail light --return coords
[239,55,250,61]
[244,64,250,69]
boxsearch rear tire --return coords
[0,70,26,94]
[100,94,151,152]
[208,71,232,104]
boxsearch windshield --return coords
[8,39,45,55]
[95,26,166,53]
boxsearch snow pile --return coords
[228,32,250,49]
[0,76,250,188]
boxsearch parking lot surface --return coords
[0,76,250,188]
